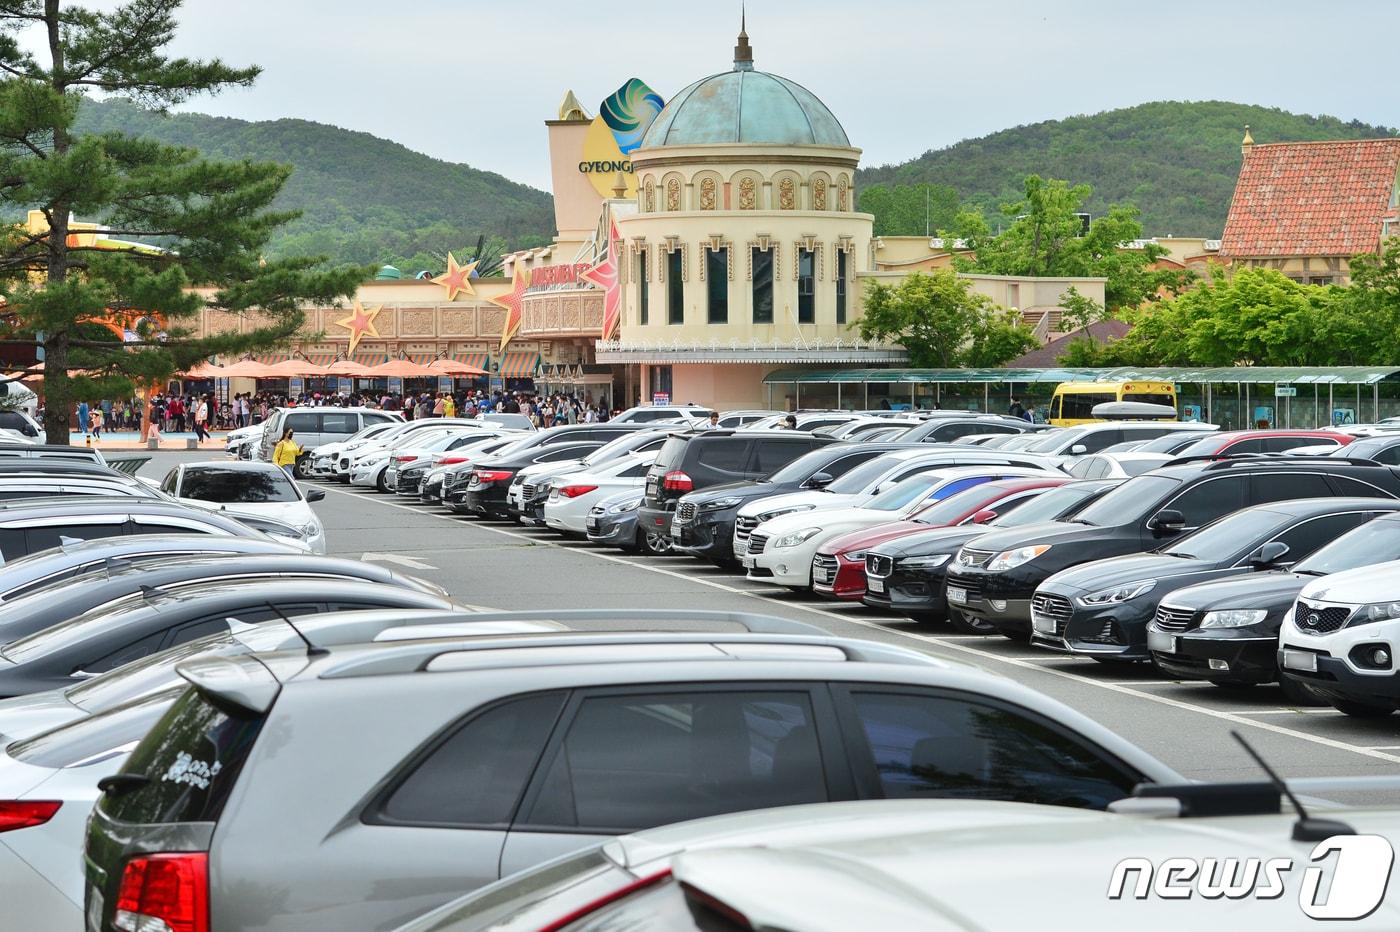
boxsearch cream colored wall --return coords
[855,271,1106,310]
[546,119,606,242]
[1233,255,1352,284]
[669,363,776,410]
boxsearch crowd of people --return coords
[67,385,619,439]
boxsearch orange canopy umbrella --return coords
[180,361,228,378]
[217,359,283,378]
[424,358,487,377]
[369,359,434,378]
[265,358,329,376]
[324,359,374,377]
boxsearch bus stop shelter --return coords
[761,366,1400,428]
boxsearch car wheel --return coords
[374,468,390,493]
[1333,699,1394,719]
[947,610,996,635]
[642,530,673,556]
[293,456,313,480]
[1278,675,1328,707]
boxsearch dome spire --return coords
[733,6,754,71]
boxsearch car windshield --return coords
[762,448,849,484]
[1295,519,1400,575]
[1025,427,1087,452]
[582,433,656,468]
[1134,431,1208,453]
[6,686,186,770]
[827,456,907,494]
[863,475,942,512]
[1069,474,1182,527]
[1160,509,1291,561]
[180,467,299,503]
[914,484,1013,526]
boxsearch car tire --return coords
[293,455,313,480]
[1278,675,1328,707]
[1332,699,1394,719]
[947,610,996,635]
[641,530,673,556]
[374,468,390,494]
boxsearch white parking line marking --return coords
[321,485,1400,765]
[1234,708,1340,715]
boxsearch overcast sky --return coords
[78,0,1400,189]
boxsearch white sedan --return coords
[743,467,1048,589]
[159,461,327,553]
[542,452,658,534]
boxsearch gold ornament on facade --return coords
[738,176,756,210]
[666,178,680,211]
[699,177,717,210]
[813,178,827,211]
[643,178,655,212]
[837,176,849,211]
[779,177,795,210]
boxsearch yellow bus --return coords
[1048,380,1177,426]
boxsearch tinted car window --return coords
[320,412,358,434]
[1297,518,1400,575]
[750,439,807,474]
[695,439,750,473]
[88,630,169,674]
[537,446,597,463]
[1264,436,1336,453]
[523,691,825,832]
[1251,472,1333,505]
[764,448,879,485]
[1078,429,1124,454]
[1267,512,1376,563]
[1329,475,1396,498]
[96,686,266,824]
[378,693,565,827]
[847,690,1136,809]
[1223,438,1264,454]
[364,412,395,425]
[284,412,319,433]
[179,467,299,503]
[1164,476,1247,528]
[1070,475,1181,527]
[1159,509,1289,561]
[24,522,125,554]
[0,412,37,436]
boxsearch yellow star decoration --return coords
[432,252,478,302]
[335,299,382,356]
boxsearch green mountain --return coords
[856,101,1399,237]
[74,98,556,270]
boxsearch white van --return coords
[258,407,403,474]
[1279,559,1400,717]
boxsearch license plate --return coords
[586,518,599,531]
[741,555,756,569]
[1032,614,1058,635]
[1148,630,1177,654]
[646,478,658,496]
[813,567,831,583]
[549,491,559,501]
[868,578,885,593]
[947,586,967,604]
[1283,649,1318,673]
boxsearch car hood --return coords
[686,480,786,505]
[737,489,862,518]
[820,521,931,557]
[1298,558,1400,603]
[874,526,988,559]
[183,498,311,527]
[755,507,889,538]
[1042,553,1217,594]
[959,520,1097,555]
[1159,572,1306,613]
[516,459,585,482]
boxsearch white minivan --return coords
[1279,559,1400,717]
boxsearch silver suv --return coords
[83,611,1175,931]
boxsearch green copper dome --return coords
[641,30,849,149]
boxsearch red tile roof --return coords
[1008,320,1131,368]
[1219,139,1400,258]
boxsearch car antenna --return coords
[263,601,329,658]
[1231,730,1354,841]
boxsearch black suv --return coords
[640,430,834,540]
[942,458,1400,639]
[1033,497,1399,662]
[895,417,1036,444]
[671,442,920,565]
[1149,510,1400,698]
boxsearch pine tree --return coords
[0,0,365,442]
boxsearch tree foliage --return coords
[855,270,1036,368]
[0,0,366,442]
[857,100,1398,237]
[946,175,1190,311]
[856,183,960,237]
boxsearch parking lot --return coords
[136,448,1400,794]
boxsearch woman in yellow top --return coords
[273,428,304,477]
[442,394,456,418]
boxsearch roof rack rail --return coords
[402,609,829,637]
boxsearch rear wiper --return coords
[1294,568,1327,576]
[97,773,149,796]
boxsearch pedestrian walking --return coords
[194,396,209,442]
[77,400,90,439]
[273,428,303,478]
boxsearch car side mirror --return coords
[1147,509,1186,535]
[304,488,326,502]
[1249,541,1290,568]
[971,509,998,524]
[804,471,834,490]
[1069,443,1088,456]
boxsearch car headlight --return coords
[1355,601,1400,625]
[1077,580,1156,606]
[361,453,387,465]
[1200,609,1268,628]
[774,528,822,549]
[609,499,642,514]
[296,521,320,538]
[758,504,817,522]
[986,544,1051,572]
[901,554,951,569]
[840,550,866,562]
[701,497,743,511]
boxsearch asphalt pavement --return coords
[140,450,1400,796]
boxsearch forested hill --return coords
[75,98,556,269]
[856,101,1398,237]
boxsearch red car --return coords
[811,478,1068,601]
[1173,429,1353,457]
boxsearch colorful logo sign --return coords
[580,78,664,199]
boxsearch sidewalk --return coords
[68,430,232,451]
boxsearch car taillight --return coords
[0,800,60,833]
[662,470,693,492]
[437,455,469,465]
[539,869,673,932]
[558,484,599,498]
[474,470,513,482]
[114,852,209,932]
[395,455,418,462]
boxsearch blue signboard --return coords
[337,377,352,394]
[388,377,402,395]
[289,377,303,397]
[437,376,453,394]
